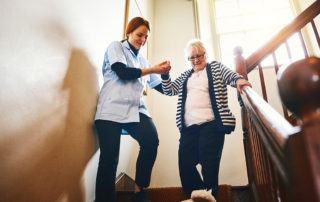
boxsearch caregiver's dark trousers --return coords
[94,113,159,202]
[179,122,225,198]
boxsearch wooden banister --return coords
[239,57,320,202]
[278,57,320,202]
[277,57,320,124]
[241,86,300,185]
[233,1,320,202]
[241,87,298,145]
[245,0,320,72]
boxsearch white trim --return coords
[192,0,200,38]
[208,0,221,61]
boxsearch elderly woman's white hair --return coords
[184,39,208,60]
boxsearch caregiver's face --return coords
[127,25,149,50]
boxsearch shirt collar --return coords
[122,40,140,57]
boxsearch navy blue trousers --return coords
[94,113,159,202]
[179,123,225,198]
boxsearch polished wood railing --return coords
[239,57,320,202]
[234,1,320,202]
[235,0,320,122]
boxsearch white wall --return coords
[292,0,315,12]
[0,0,126,201]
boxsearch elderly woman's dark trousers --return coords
[178,127,225,198]
[94,113,159,202]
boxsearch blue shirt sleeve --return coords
[143,60,161,88]
[147,73,161,89]
[108,41,127,65]
[102,41,127,75]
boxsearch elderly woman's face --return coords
[188,48,207,72]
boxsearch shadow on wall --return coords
[0,48,99,202]
[59,48,100,201]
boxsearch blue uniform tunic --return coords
[95,40,161,123]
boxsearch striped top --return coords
[161,61,243,133]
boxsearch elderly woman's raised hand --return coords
[236,79,252,93]
[152,60,171,74]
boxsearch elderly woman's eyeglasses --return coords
[188,53,206,61]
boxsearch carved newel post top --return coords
[277,56,320,124]
[233,46,247,79]
[233,46,243,56]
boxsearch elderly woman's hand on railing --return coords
[236,79,252,93]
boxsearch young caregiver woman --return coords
[94,17,170,202]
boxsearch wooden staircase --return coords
[230,186,250,202]
[233,1,320,202]
[115,172,249,202]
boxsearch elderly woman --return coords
[161,39,251,198]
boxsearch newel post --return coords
[277,56,320,202]
[233,46,249,132]
[233,46,248,132]
[233,46,255,201]
[234,46,248,80]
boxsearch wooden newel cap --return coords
[277,57,320,124]
[233,46,243,56]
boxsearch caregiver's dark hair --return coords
[122,17,150,42]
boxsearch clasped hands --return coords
[152,60,171,75]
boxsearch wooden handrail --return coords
[245,0,320,72]
[240,86,300,183]
[233,1,320,201]
[241,87,299,144]
[238,57,320,202]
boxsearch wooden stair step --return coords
[115,173,249,202]
[116,185,233,202]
